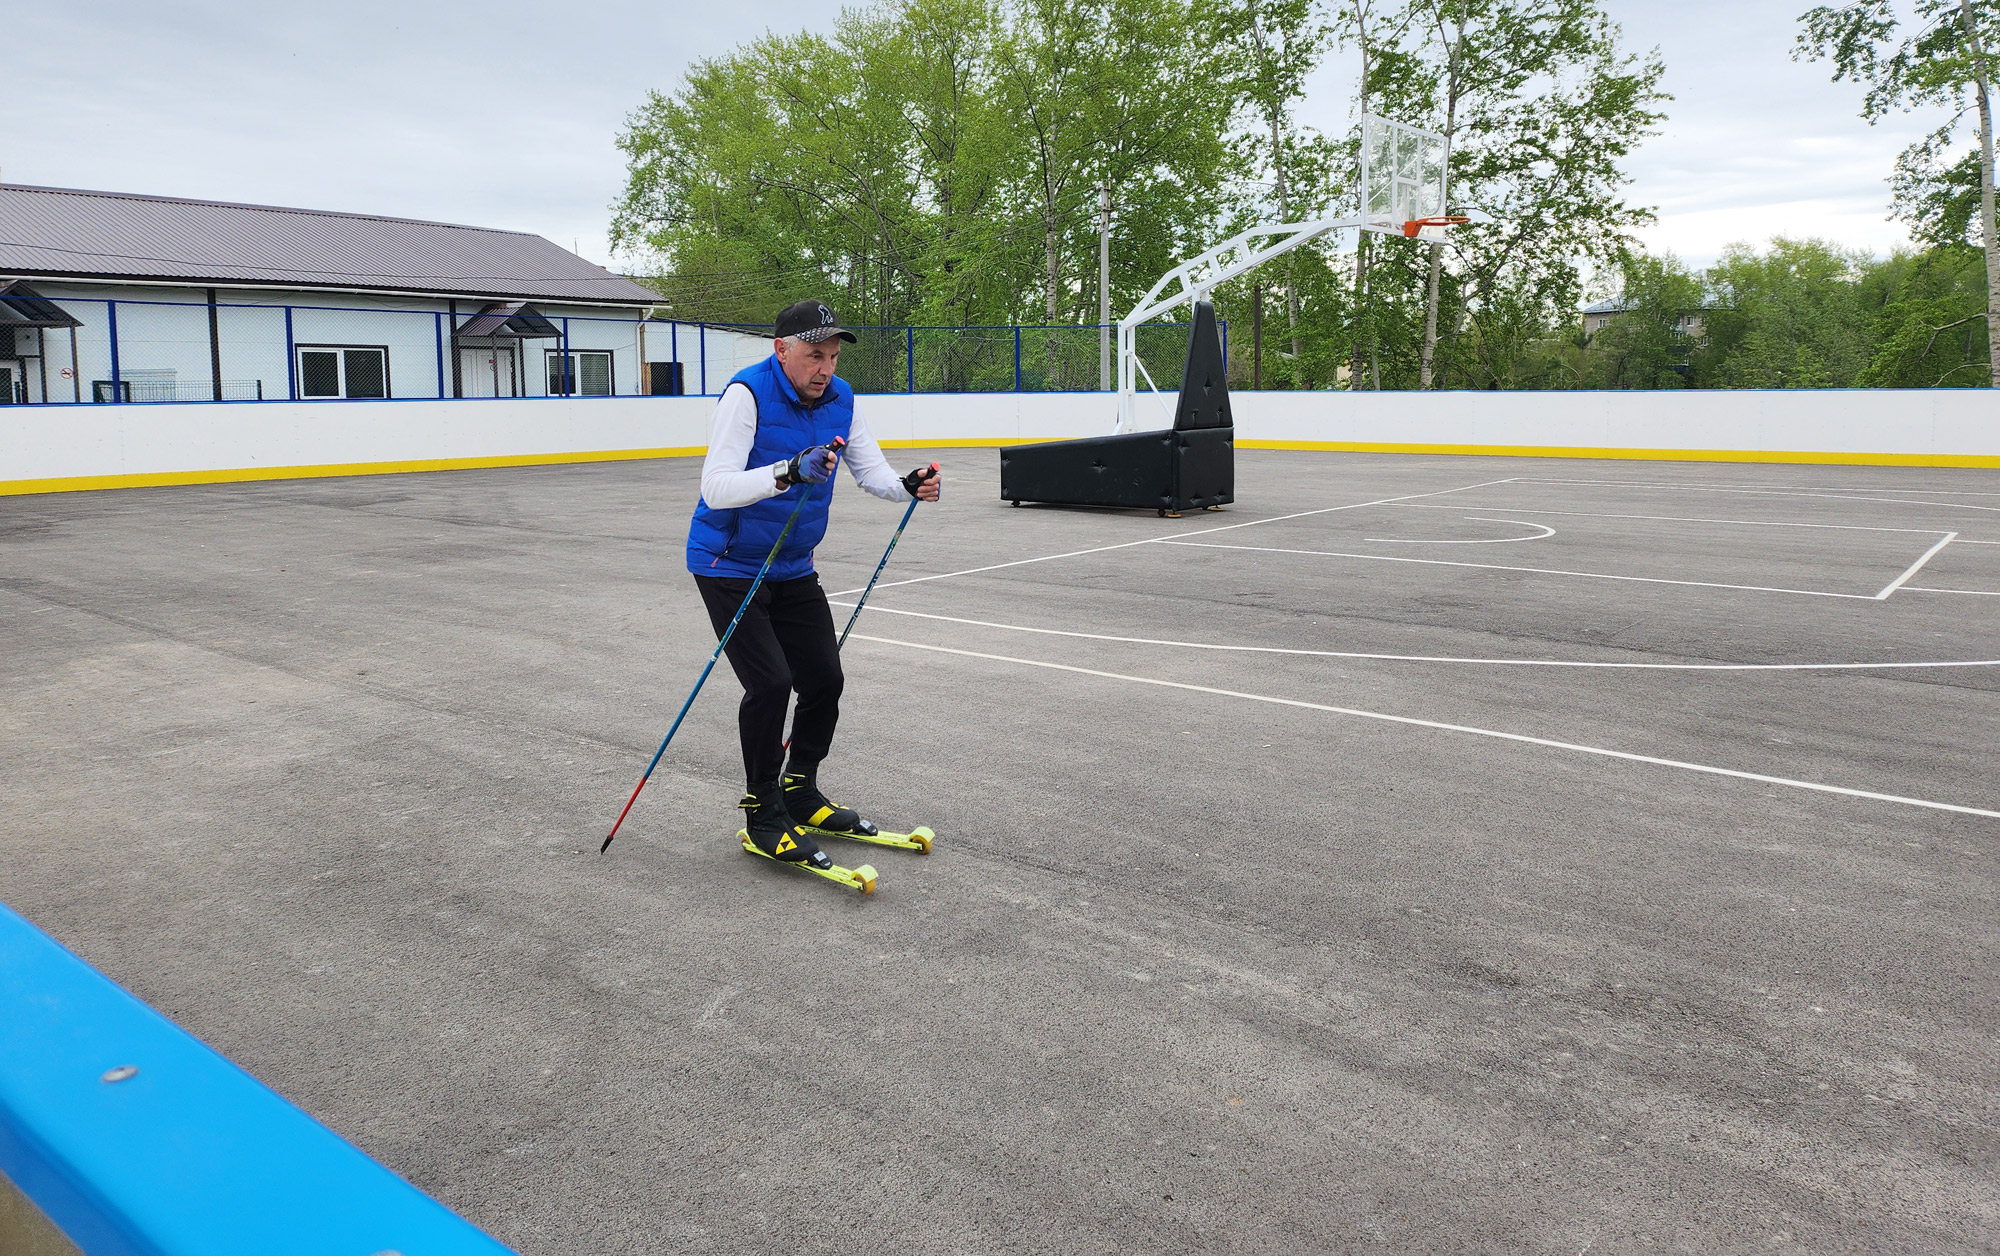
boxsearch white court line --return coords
[1517,477,2000,496]
[1958,539,2000,545]
[851,634,2000,821]
[1157,539,1877,600]
[828,600,2000,671]
[1365,516,1556,544]
[1515,479,2000,515]
[1876,533,1959,599]
[1390,502,1954,536]
[827,475,1518,597]
[1907,586,2000,596]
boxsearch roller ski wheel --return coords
[783,769,933,854]
[737,831,877,894]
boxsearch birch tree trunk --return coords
[1419,1,1468,390]
[1961,0,1999,388]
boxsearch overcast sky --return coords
[8,1,1940,281]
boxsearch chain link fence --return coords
[3,293,1218,404]
[683,322,1222,395]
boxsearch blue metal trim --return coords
[670,322,678,394]
[434,312,446,398]
[106,300,122,402]
[1013,326,1022,392]
[283,306,297,401]
[560,318,571,395]
[699,324,707,395]
[0,901,515,1256]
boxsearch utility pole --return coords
[1252,282,1263,390]
[1099,181,1112,391]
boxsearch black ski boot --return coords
[739,782,833,869]
[783,765,879,837]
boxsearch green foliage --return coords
[608,0,1993,394]
[612,0,1229,337]
[1894,145,1986,246]
[1797,0,1998,387]
[1699,238,1874,388]
[1347,0,1668,390]
[1558,236,1991,391]
[1575,253,1702,389]
[1856,245,1993,386]
[1796,0,1999,121]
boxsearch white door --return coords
[459,346,516,398]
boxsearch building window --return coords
[297,346,389,399]
[546,350,613,396]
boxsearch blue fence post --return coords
[283,306,297,400]
[106,300,122,402]
[699,324,708,395]
[560,318,571,395]
[1014,326,1022,392]
[670,322,678,394]
[433,313,445,399]
[905,326,915,393]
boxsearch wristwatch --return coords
[774,463,793,489]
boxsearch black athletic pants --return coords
[693,572,843,788]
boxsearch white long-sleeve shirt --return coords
[698,382,910,509]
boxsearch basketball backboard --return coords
[1361,114,1449,238]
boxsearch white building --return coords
[0,184,768,406]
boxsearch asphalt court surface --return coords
[3,450,1996,1253]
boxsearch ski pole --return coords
[601,437,846,854]
[774,461,937,756]
[837,461,936,649]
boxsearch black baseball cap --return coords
[774,299,857,344]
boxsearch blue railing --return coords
[0,902,516,1255]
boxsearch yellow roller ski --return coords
[738,830,877,894]
[800,822,934,854]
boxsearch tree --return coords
[993,0,1230,328]
[1798,0,2000,387]
[1856,244,1993,386]
[610,0,1239,398]
[1573,252,1703,388]
[1334,0,1428,387]
[1421,2,1665,390]
[1229,0,1331,373]
[1700,238,1874,388]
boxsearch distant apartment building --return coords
[1582,296,1708,341]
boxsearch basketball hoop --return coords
[1403,216,1470,238]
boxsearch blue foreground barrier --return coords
[0,902,515,1256]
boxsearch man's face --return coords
[774,335,843,400]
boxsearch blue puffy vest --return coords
[686,355,855,581]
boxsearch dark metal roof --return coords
[0,279,82,327]
[0,184,660,307]
[456,301,562,338]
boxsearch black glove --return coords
[902,462,940,499]
[780,441,842,486]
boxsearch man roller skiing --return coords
[688,299,942,874]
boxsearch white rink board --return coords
[2,388,1995,492]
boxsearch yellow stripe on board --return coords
[1234,439,2000,469]
[0,447,709,498]
[7,436,1993,498]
